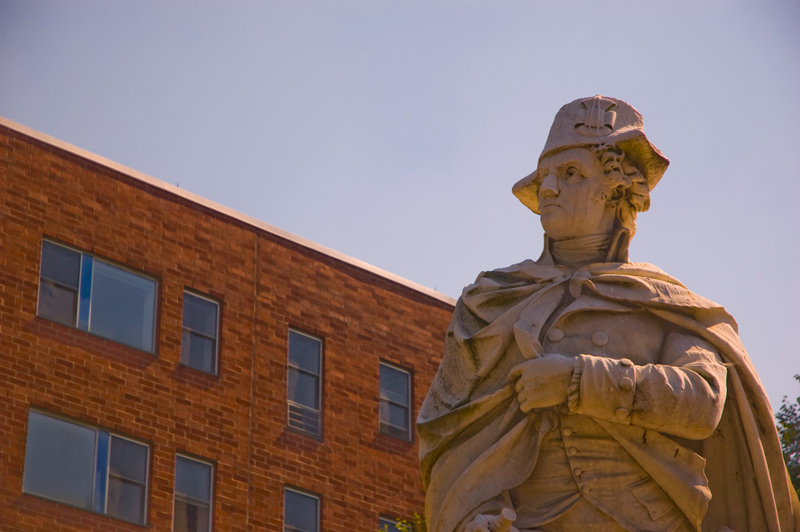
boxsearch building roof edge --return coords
[0,115,457,307]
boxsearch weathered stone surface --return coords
[419,96,800,532]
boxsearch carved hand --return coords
[464,509,518,532]
[508,354,574,412]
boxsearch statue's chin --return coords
[540,222,577,242]
[539,213,565,238]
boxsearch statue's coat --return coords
[418,259,800,532]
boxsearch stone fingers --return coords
[464,514,491,532]
[490,508,517,532]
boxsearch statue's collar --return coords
[538,226,631,268]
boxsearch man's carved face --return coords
[537,147,618,240]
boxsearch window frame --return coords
[22,409,150,525]
[180,290,221,375]
[37,239,158,354]
[283,486,320,532]
[379,361,413,441]
[173,454,214,532]
[286,328,324,438]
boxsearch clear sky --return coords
[1,1,798,409]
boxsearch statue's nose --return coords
[539,173,559,198]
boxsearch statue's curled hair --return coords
[590,143,650,236]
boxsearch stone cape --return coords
[418,258,800,532]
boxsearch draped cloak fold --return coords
[418,260,800,532]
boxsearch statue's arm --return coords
[568,331,728,439]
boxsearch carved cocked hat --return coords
[513,95,669,214]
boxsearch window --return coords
[379,362,412,440]
[284,488,319,532]
[287,330,322,436]
[174,455,213,532]
[379,517,402,532]
[23,410,149,524]
[181,292,220,374]
[38,240,157,352]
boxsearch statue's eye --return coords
[565,167,580,181]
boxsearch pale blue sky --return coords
[1,1,798,408]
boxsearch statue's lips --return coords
[540,201,560,210]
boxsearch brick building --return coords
[0,116,455,532]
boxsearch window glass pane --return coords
[175,456,212,502]
[385,402,409,430]
[380,518,402,532]
[38,280,78,326]
[181,331,216,374]
[380,421,409,440]
[106,477,145,524]
[23,411,96,509]
[183,293,218,337]
[90,261,156,351]
[288,368,319,409]
[94,431,110,513]
[284,489,318,532]
[110,436,148,483]
[174,498,210,532]
[288,331,320,374]
[380,365,410,406]
[78,255,93,330]
[41,241,81,288]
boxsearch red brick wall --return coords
[0,124,453,531]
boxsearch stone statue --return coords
[418,96,800,532]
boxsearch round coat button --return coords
[615,407,630,420]
[568,447,578,456]
[591,331,608,346]
[572,468,582,476]
[547,328,565,342]
[620,358,633,367]
[562,428,572,436]
[620,377,634,390]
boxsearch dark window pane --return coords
[38,280,78,326]
[380,365,410,406]
[93,431,110,513]
[380,421,410,440]
[106,476,145,524]
[77,255,93,330]
[288,331,320,374]
[380,518,402,532]
[174,498,210,532]
[22,411,96,509]
[181,331,216,374]
[41,241,81,288]
[285,490,318,532]
[288,368,319,409]
[386,402,409,429]
[175,456,212,502]
[89,261,156,351]
[183,293,218,337]
[380,401,410,439]
[110,436,148,483]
